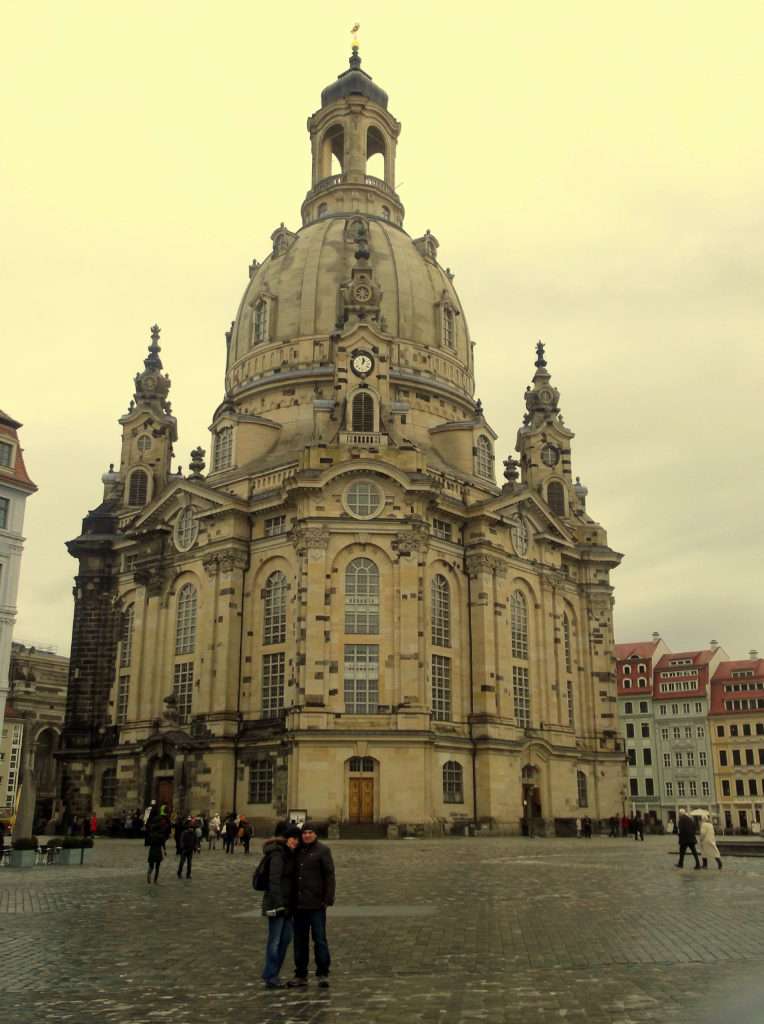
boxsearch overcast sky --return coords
[3,2,762,659]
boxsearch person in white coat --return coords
[699,813,722,870]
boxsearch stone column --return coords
[394,526,429,708]
[466,553,501,719]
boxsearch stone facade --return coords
[6,642,69,833]
[59,49,625,834]
[0,411,37,740]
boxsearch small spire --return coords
[188,447,206,480]
[144,324,163,371]
[535,340,546,370]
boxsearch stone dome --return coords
[228,216,470,377]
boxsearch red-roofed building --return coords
[709,655,764,833]
[616,636,670,823]
[0,411,38,742]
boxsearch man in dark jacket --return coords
[177,820,196,879]
[288,822,335,989]
[676,808,701,869]
[261,824,301,989]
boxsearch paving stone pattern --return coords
[1,836,762,1023]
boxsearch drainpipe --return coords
[231,562,247,815]
[466,559,478,832]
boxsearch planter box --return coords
[9,849,37,868]
[57,848,89,865]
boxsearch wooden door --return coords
[156,779,173,811]
[349,778,374,823]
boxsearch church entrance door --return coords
[156,779,174,810]
[348,778,374,823]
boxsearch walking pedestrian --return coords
[260,823,301,989]
[208,813,220,850]
[223,814,238,854]
[575,816,582,838]
[608,815,619,838]
[287,822,335,989]
[675,808,702,869]
[146,820,165,884]
[698,812,722,870]
[582,816,592,838]
[239,817,252,855]
[633,811,645,841]
[177,820,195,879]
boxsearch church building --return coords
[60,48,625,834]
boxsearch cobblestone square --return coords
[1,836,762,1023]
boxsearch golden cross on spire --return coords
[351,22,360,49]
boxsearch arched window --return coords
[345,558,379,634]
[351,392,374,433]
[443,761,464,803]
[577,770,588,808]
[511,591,528,660]
[116,674,130,725]
[548,481,565,516]
[511,590,530,728]
[127,469,148,506]
[213,426,233,471]
[563,613,573,673]
[442,307,455,349]
[263,571,288,645]
[175,584,197,655]
[100,767,117,807]
[254,298,269,342]
[137,434,152,453]
[381,206,390,221]
[175,506,198,550]
[431,575,450,648]
[474,436,493,480]
[317,202,328,218]
[119,605,134,669]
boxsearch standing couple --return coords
[260,821,335,990]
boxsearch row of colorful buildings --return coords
[617,637,764,832]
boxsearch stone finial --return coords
[475,398,483,417]
[535,339,547,369]
[144,324,163,371]
[188,447,206,479]
[503,455,520,484]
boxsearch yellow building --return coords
[60,49,624,834]
[709,655,764,833]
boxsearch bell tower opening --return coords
[320,124,345,178]
[366,126,386,183]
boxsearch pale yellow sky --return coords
[3,1,762,657]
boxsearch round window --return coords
[174,506,198,552]
[137,435,152,453]
[345,480,383,519]
[510,517,529,556]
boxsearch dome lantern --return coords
[302,47,404,227]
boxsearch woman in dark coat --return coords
[261,825,301,988]
[146,821,165,884]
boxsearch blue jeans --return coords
[293,908,331,978]
[262,914,293,982]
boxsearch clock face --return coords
[353,284,372,303]
[541,444,560,467]
[351,352,374,376]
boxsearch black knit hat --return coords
[283,825,302,840]
[301,821,317,833]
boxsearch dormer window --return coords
[474,435,493,480]
[442,307,455,349]
[213,426,233,471]
[381,206,390,221]
[0,441,13,468]
[254,299,269,344]
[318,202,328,218]
[137,435,152,453]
